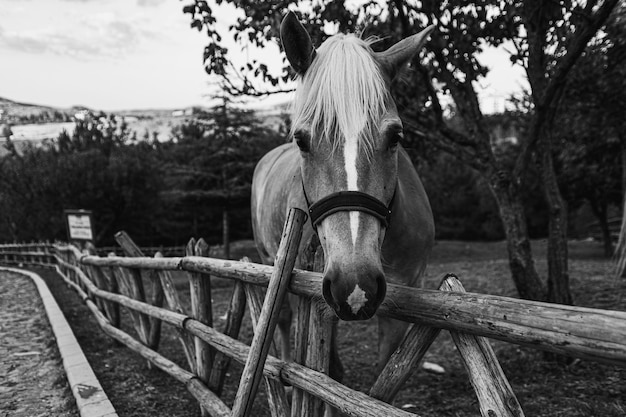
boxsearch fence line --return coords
[46,244,626,366]
[46,242,413,417]
[2,223,626,417]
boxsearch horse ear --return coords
[280,11,316,75]
[375,25,435,80]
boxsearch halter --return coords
[302,180,397,229]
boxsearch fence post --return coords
[369,276,456,403]
[109,265,150,340]
[208,280,246,396]
[300,299,333,417]
[115,231,164,350]
[81,243,108,316]
[231,208,306,417]
[291,295,311,417]
[244,284,290,417]
[441,274,525,417]
[101,254,122,329]
[97,266,121,328]
[186,238,214,417]
[369,322,441,403]
[155,251,197,371]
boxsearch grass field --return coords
[32,239,626,416]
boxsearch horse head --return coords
[281,12,433,320]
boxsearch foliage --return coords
[0,116,163,246]
[418,153,504,240]
[554,4,626,255]
[154,102,285,245]
[0,103,289,247]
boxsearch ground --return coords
[3,239,626,416]
[0,272,78,417]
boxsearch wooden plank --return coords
[126,267,151,344]
[113,233,150,344]
[76,247,626,365]
[154,252,197,371]
[101,262,121,328]
[115,231,164,350]
[369,277,452,403]
[80,243,106,313]
[208,280,246,396]
[186,238,214,417]
[301,299,332,417]
[146,267,164,349]
[91,266,120,327]
[245,285,290,417]
[231,208,306,417]
[84,263,106,311]
[369,323,440,403]
[173,257,626,366]
[291,296,311,417]
[188,239,214,376]
[441,275,525,417]
[109,266,147,339]
[113,231,144,257]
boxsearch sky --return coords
[0,0,527,112]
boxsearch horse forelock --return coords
[291,34,389,159]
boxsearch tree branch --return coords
[514,0,619,180]
[541,0,619,109]
[404,122,483,171]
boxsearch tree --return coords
[554,9,626,257]
[0,116,163,246]
[159,101,283,254]
[181,0,619,304]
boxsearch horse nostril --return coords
[321,269,387,320]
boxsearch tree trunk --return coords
[222,208,230,260]
[621,138,626,199]
[489,173,546,301]
[539,132,573,305]
[589,199,613,258]
[618,136,626,277]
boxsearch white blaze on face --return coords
[344,135,360,246]
[347,284,368,314]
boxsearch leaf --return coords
[182,4,195,15]
[191,19,203,31]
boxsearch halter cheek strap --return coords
[302,180,396,229]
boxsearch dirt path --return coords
[0,271,78,417]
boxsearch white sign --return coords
[67,213,94,240]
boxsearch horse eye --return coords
[293,131,310,152]
[388,130,403,149]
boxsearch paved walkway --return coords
[0,268,116,417]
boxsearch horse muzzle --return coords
[322,267,387,321]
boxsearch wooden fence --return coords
[2,208,626,417]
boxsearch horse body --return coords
[251,11,435,384]
[251,143,315,266]
[252,145,434,368]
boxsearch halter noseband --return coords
[302,181,396,229]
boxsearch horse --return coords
[251,11,435,386]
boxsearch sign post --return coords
[64,209,95,247]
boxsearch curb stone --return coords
[0,267,118,417]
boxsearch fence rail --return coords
[65,249,626,365]
[2,222,626,417]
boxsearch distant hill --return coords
[0,95,290,144]
[0,96,74,125]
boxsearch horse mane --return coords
[291,34,388,158]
